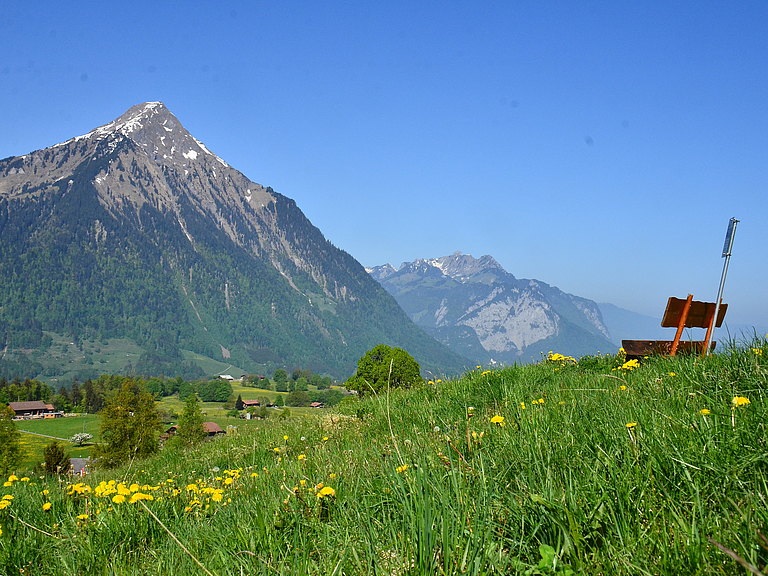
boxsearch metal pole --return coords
[707,217,739,355]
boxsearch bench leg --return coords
[670,294,693,356]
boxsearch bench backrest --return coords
[661,297,727,329]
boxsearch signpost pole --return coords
[707,217,739,355]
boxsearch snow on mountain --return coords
[371,252,616,364]
[0,102,469,379]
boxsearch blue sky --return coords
[2,1,767,331]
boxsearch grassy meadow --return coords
[14,415,102,469]
[1,339,766,575]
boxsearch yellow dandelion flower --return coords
[112,494,126,504]
[283,435,289,441]
[668,372,677,377]
[490,415,505,426]
[752,348,763,356]
[329,473,337,479]
[732,396,750,407]
[42,502,52,511]
[76,514,89,520]
[615,359,640,371]
[317,486,336,498]
[129,493,154,504]
[700,409,711,415]
[297,454,306,461]
[619,385,627,391]
[396,464,409,474]
[625,422,638,428]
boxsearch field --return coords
[13,415,101,469]
[13,392,321,469]
[1,339,766,575]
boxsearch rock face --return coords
[0,103,468,379]
[369,252,616,364]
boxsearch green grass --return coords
[13,415,101,469]
[1,339,767,575]
[14,415,101,440]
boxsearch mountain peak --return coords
[370,252,614,364]
[0,102,470,379]
[416,252,507,280]
[56,101,229,168]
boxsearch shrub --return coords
[42,441,70,475]
[345,344,423,397]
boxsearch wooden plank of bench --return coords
[621,340,716,359]
[662,297,728,328]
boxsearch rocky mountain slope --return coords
[0,102,468,380]
[369,253,616,364]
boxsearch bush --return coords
[345,344,423,397]
[43,441,70,475]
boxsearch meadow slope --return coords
[1,340,766,575]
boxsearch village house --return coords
[8,400,60,419]
[161,422,226,441]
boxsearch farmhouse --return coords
[8,400,59,419]
[202,422,225,435]
[162,422,225,440]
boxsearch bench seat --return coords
[622,339,716,359]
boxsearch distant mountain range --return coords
[368,253,618,364]
[0,102,468,381]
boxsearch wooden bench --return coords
[622,294,727,359]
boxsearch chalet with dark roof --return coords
[8,401,56,418]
